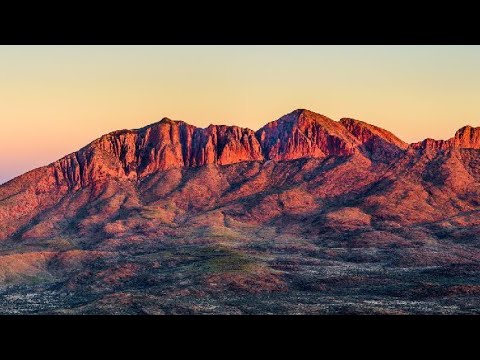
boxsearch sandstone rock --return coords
[2,109,480,314]
[1,109,480,244]
[411,125,480,152]
[256,109,359,160]
[339,118,407,162]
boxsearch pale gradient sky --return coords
[1,45,480,184]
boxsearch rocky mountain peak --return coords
[339,117,408,162]
[453,125,480,149]
[5,109,478,195]
[411,125,480,152]
[256,109,359,161]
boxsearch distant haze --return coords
[1,45,479,184]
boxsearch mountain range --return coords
[1,109,480,314]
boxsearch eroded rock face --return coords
[48,118,265,189]
[48,110,476,192]
[340,118,407,149]
[3,109,479,198]
[136,119,265,171]
[2,109,480,314]
[339,118,408,162]
[52,110,409,191]
[411,126,480,152]
[187,125,264,167]
[256,109,360,160]
[452,126,480,149]
[1,108,479,243]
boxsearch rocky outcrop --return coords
[256,109,360,161]
[185,124,264,167]
[134,120,264,174]
[2,109,479,216]
[6,110,478,195]
[451,126,480,149]
[2,109,480,315]
[47,118,264,189]
[411,125,480,153]
[339,118,407,149]
[52,110,395,190]
[339,118,408,162]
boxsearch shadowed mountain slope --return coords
[1,109,480,314]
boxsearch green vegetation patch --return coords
[202,247,256,274]
[202,226,245,242]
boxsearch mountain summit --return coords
[1,109,480,314]
[256,109,360,160]
[1,108,478,236]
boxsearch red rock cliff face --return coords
[1,109,480,243]
[339,118,408,162]
[411,126,480,153]
[339,118,407,149]
[452,126,480,149]
[132,119,264,175]
[256,109,360,161]
[49,118,265,189]
[9,110,479,194]
[51,130,140,190]
[183,124,263,168]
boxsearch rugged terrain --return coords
[1,109,480,314]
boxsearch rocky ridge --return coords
[1,109,480,314]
